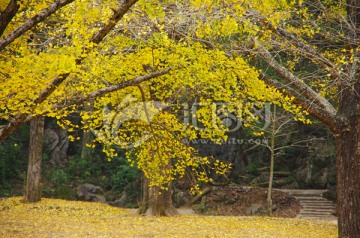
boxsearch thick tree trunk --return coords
[336,2,360,236]
[335,81,360,237]
[138,177,178,216]
[24,116,45,203]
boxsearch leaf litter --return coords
[0,197,337,237]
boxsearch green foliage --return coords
[40,144,141,203]
[0,124,29,196]
[111,164,139,193]
[51,170,68,185]
[245,161,260,175]
[66,156,93,181]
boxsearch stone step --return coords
[300,202,336,209]
[302,207,336,211]
[299,201,332,205]
[300,211,335,215]
[298,215,337,219]
[294,196,328,200]
[278,189,327,196]
[300,201,335,205]
[297,215,337,220]
[279,189,337,221]
[301,209,336,214]
[299,199,333,202]
[299,214,336,219]
[301,204,336,210]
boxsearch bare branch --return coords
[274,137,325,151]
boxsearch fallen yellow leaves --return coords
[0,197,337,237]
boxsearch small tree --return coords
[252,105,318,215]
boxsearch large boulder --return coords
[312,168,329,188]
[246,204,265,215]
[109,192,127,207]
[76,183,106,202]
[44,128,69,167]
[172,188,192,208]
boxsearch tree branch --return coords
[260,72,338,133]
[0,0,19,37]
[34,73,70,105]
[91,0,138,44]
[0,73,69,141]
[0,0,139,142]
[52,68,172,109]
[255,40,337,116]
[257,46,339,133]
[0,0,75,51]
[250,10,342,79]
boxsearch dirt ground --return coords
[193,185,301,218]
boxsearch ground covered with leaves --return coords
[0,197,337,238]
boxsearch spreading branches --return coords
[259,73,338,133]
[0,0,140,142]
[251,11,342,80]
[0,73,69,141]
[255,40,337,125]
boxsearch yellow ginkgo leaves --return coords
[0,197,338,238]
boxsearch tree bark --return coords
[138,177,179,216]
[335,2,360,237]
[0,0,19,37]
[24,116,45,203]
[335,81,360,238]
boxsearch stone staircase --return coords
[278,189,337,221]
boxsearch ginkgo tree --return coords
[0,0,307,217]
[64,29,298,215]
[0,0,166,203]
[0,0,304,215]
[180,0,359,237]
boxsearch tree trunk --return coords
[336,2,360,236]
[267,104,276,215]
[138,177,179,216]
[335,81,360,237]
[80,130,92,159]
[23,116,45,203]
[81,101,94,159]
